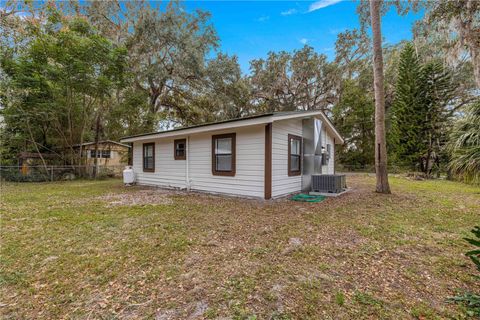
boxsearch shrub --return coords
[449,226,480,317]
[465,226,480,273]
[1,168,48,182]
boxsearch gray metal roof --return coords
[73,140,131,148]
[120,110,330,141]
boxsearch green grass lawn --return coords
[1,175,479,319]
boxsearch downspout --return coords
[324,126,327,173]
[314,118,323,175]
[333,138,336,174]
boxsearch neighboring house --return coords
[17,152,59,176]
[120,110,344,199]
[73,140,130,166]
[18,152,58,167]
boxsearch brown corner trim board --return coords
[264,123,272,199]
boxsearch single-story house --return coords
[120,110,344,199]
[17,152,59,176]
[17,152,59,167]
[72,140,130,167]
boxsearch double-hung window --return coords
[288,134,302,176]
[90,150,111,158]
[212,133,236,176]
[143,143,155,172]
[174,139,186,160]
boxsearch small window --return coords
[212,133,236,176]
[143,143,155,172]
[174,139,186,160]
[90,149,111,158]
[288,134,302,176]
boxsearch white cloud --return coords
[281,8,298,16]
[300,38,308,45]
[257,15,270,22]
[308,0,343,12]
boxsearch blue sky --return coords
[181,1,424,74]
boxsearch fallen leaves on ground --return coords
[1,175,479,319]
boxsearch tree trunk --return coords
[424,151,431,177]
[424,133,433,177]
[26,119,49,178]
[369,0,391,194]
[93,113,101,179]
[465,0,480,89]
[470,40,480,89]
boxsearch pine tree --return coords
[418,61,454,175]
[390,43,455,174]
[389,43,423,168]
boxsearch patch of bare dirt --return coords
[97,189,176,207]
[155,300,208,320]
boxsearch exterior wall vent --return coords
[312,174,346,193]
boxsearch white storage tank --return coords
[123,166,135,185]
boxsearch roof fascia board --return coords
[74,140,131,148]
[315,112,344,144]
[120,110,344,144]
[271,110,324,121]
[120,116,274,142]
[272,111,344,144]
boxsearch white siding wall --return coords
[271,118,303,198]
[132,125,265,198]
[131,118,337,199]
[188,126,264,198]
[133,137,187,188]
[271,118,336,198]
